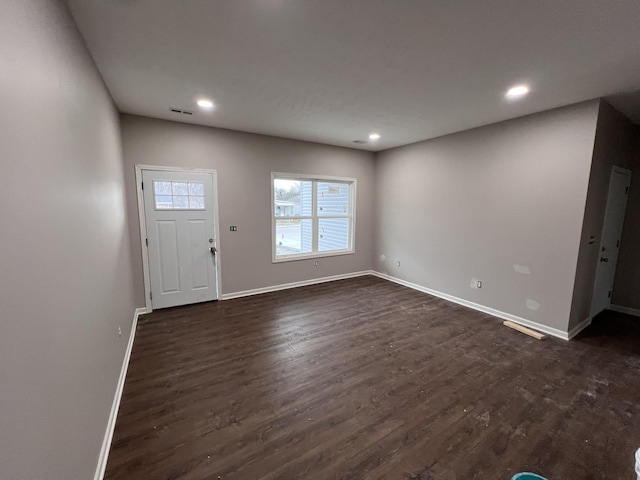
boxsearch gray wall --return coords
[612,127,640,310]
[120,115,375,303]
[0,1,137,479]
[374,101,600,332]
[569,101,638,329]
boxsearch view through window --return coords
[273,174,355,261]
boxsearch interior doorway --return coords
[591,166,631,317]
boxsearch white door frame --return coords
[135,164,222,313]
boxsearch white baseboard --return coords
[370,271,570,340]
[567,316,592,340]
[221,270,579,340]
[94,307,145,480]
[609,304,640,317]
[220,271,373,300]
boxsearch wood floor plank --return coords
[105,276,640,479]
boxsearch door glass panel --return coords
[172,182,188,195]
[154,181,206,210]
[189,182,204,196]
[173,195,189,208]
[155,195,173,209]
[155,181,172,195]
[189,196,205,209]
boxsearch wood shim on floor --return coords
[503,320,546,340]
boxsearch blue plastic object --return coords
[512,473,548,480]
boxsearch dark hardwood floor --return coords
[105,276,640,480]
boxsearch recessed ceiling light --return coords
[506,85,530,98]
[369,133,380,141]
[197,99,214,108]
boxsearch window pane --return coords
[172,182,188,195]
[189,196,205,209]
[189,182,204,196]
[274,179,312,217]
[318,218,350,251]
[154,181,172,195]
[276,219,312,256]
[317,182,350,216]
[173,195,189,208]
[155,195,173,209]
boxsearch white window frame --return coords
[271,172,356,263]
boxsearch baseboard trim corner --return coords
[221,271,374,300]
[567,316,592,340]
[370,271,570,340]
[609,304,640,318]
[94,306,145,480]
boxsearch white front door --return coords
[591,166,631,316]
[142,169,219,309]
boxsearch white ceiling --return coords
[65,0,640,151]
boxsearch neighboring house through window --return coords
[272,173,355,261]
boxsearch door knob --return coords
[600,257,609,263]
[210,246,217,255]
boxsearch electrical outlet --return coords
[396,261,401,267]
[314,260,319,267]
[118,326,122,337]
[229,226,237,232]
[476,280,482,288]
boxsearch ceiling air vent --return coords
[170,108,194,115]
[352,140,368,144]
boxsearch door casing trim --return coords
[135,164,222,313]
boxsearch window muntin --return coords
[272,174,355,261]
[154,181,205,210]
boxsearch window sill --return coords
[272,249,355,263]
